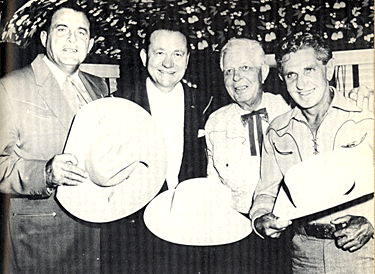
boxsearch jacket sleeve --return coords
[0,83,50,197]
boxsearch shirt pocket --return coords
[334,118,373,153]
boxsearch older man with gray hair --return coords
[205,38,290,214]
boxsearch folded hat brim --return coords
[273,148,374,221]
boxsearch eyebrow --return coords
[152,47,186,53]
[54,24,89,33]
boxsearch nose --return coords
[233,69,242,82]
[67,30,77,43]
[296,75,307,90]
[162,55,174,68]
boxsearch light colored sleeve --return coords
[342,118,374,227]
[0,83,50,196]
[205,118,220,180]
[250,128,284,236]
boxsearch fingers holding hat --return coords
[46,153,89,188]
[57,98,167,222]
[348,86,374,112]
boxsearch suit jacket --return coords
[0,54,108,274]
[101,77,207,273]
[115,76,207,185]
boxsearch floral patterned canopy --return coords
[0,0,373,62]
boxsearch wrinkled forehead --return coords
[223,44,264,68]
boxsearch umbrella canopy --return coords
[0,0,373,61]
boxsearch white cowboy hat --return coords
[273,146,374,221]
[56,97,167,223]
[144,178,252,246]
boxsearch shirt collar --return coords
[290,86,362,122]
[43,55,81,89]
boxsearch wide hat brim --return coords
[273,146,374,221]
[56,98,167,223]
[144,178,252,246]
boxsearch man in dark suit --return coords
[115,20,208,189]
[0,3,108,273]
[105,20,209,274]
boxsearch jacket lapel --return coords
[32,54,75,131]
[135,79,152,114]
[79,71,105,100]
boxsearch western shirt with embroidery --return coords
[205,92,290,213]
[250,89,374,227]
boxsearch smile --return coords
[63,48,78,53]
[158,70,175,75]
[298,89,314,96]
[234,85,248,92]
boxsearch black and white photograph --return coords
[0,0,373,273]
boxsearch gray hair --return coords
[220,38,266,71]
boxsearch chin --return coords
[61,59,80,65]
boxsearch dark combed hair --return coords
[275,32,332,73]
[142,16,189,53]
[41,1,93,36]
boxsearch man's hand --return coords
[45,153,89,189]
[254,212,292,238]
[347,86,374,112]
[332,215,374,252]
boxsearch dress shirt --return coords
[205,92,290,213]
[43,56,92,110]
[250,88,374,236]
[146,78,184,189]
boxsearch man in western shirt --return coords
[250,32,373,274]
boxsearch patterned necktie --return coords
[62,76,91,112]
[241,108,268,156]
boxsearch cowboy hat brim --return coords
[144,178,252,246]
[56,98,167,223]
[273,147,374,221]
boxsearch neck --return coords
[62,65,79,76]
[46,56,79,76]
[152,80,179,94]
[158,87,174,94]
[301,88,333,133]
[238,94,263,113]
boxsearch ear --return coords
[87,38,94,53]
[140,49,147,67]
[185,52,190,69]
[326,58,335,81]
[40,31,47,48]
[261,64,270,84]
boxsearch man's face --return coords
[41,8,94,74]
[280,48,334,111]
[222,44,267,111]
[142,30,189,93]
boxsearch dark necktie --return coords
[241,108,268,156]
